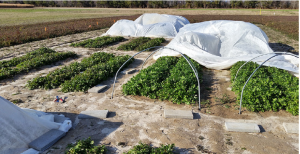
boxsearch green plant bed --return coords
[157,57,202,104]
[65,137,106,154]
[135,38,165,51]
[61,55,134,92]
[123,56,202,105]
[117,37,151,51]
[0,49,76,81]
[125,142,175,154]
[0,47,55,69]
[70,36,124,48]
[26,52,114,90]
[230,61,299,115]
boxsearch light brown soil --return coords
[0,27,298,154]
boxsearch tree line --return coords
[1,1,299,9]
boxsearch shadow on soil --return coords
[46,111,123,153]
[269,43,298,54]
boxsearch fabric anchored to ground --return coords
[103,13,190,38]
[0,96,69,154]
[153,20,299,75]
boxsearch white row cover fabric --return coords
[153,20,299,76]
[103,13,190,38]
[0,96,65,154]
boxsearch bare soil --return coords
[0,27,298,154]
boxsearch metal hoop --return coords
[110,46,202,110]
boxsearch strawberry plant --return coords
[117,37,151,51]
[122,56,202,105]
[0,47,55,69]
[26,52,114,90]
[0,49,76,81]
[122,56,179,98]
[135,38,165,51]
[70,36,124,48]
[157,57,202,104]
[230,61,299,115]
[125,142,175,154]
[60,55,134,92]
[65,137,107,154]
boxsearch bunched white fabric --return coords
[103,13,190,38]
[153,20,299,76]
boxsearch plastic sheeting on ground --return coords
[103,13,190,38]
[153,20,299,76]
[0,96,70,154]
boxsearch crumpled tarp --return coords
[153,20,299,76]
[103,13,190,38]
[0,96,67,154]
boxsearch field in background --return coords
[0,7,298,26]
[0,8,298,49]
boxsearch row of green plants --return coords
[117,37,165,51]
[122,56,202,105]
[117,37,151,51]
[70,36,124,48]
[60,55,134,92]
[0,47,55,69]
[26,52,115,90]
[0,49,76,80]
[65,138,175,154]
[230,61,299,115]
[135,38,165,51]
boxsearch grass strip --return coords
[26,52,114,90]
[122,56,179,99]
[0,47,55,69]
[0,49,76,80]
[230,61,299,115]
[70,36,124,48]
[135,38,165,51]
[117,37,151,51]
[60,55,134,92]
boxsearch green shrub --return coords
[0,47,55,69]
[125,142,175,154]
[117,37,151,51]
[0,50,76,81]
[65,137,106,154]
[61,55,134,92]
[135,38,165,51]
[230,61,299,115]
[70,36,124,48]
[26,52,114,90]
